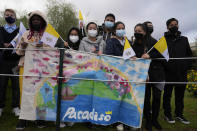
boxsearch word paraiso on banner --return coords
[62,107,112,122]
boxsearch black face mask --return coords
[32,24,41,31]
[5,16,16,24]
[148,27,153,34]
[169,26,178,34]
[134,33,144,39]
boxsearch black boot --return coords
[145,118,152,131]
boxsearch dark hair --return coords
[67,27,82,50]
[166,18,178,27]
[143,21,152,26]
[114,21,125,30]
[67,27,82,40]
[105,13,115,21]
[86,22,98,30]
[143,21,152,36]
[134,23,147,33]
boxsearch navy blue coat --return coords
[105,38,130,56]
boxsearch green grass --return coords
[0,86,197,131]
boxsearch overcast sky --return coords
[1,0,197,43]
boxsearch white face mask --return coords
[88,29,97,37]
[69,35,79,43]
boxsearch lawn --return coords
[0,86,197,131]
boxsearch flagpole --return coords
[146,46,154,54]
[59,36,71,49]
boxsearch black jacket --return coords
[0,26,20,62]
[164,31,192,82]
[132,37,165,82]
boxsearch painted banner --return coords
[20,49,150,128]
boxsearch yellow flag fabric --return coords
[45,24,60,38]
[79,10,83,20]
[123,37,136,60]
[154,36,169,61]
[41,24,60,47]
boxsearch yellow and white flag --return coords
[123,37,136,60]
[41,24,60,47]
[11,22,26,48]
[153,36,169,61]
[79,10,84,21]
[79,10,85,36]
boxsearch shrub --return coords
[187,70,197,96]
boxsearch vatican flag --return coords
[41,24,60,47]
[153,36,169,61]
[123,37,136,60]
[79,10,83,21]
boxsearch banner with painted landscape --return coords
[19,49,151,128]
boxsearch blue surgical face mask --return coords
[116,29,126,37]
[104,21,114,28]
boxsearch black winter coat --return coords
[132,37,165,82]
[164,31,192,82]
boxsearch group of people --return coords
[0,8,192,131]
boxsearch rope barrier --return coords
[0,73,195,85]
[0,48,196,85]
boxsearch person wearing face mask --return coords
[0,9,20,118]
[79,22,106,55]
[105,21,134,131]
[163,18,192,125]
[105,21,128,57]
[98,13,116,43]
[15,10,52,130]
[64,27,82,50]
[142,21,165,131]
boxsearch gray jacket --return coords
[79,36,106,53]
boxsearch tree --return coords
[46,0,79,41]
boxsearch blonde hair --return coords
[4,9,16,17]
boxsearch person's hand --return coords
[35,43,43,47]
[141,53,150,59]
[91,47,96,52]
[110,35,116,38]
[64,42,69,47]
[130,56,137,60]
[97,50,102,55]
[4,43,11,48]
[21,42,28,48]
[79,21,83,29]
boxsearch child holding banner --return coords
[132,23,165,131]
[79,22,106,55]
[105,21,135,131]
[64,27,83,50]
[15,10,51,130]
[105,21,128,57]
